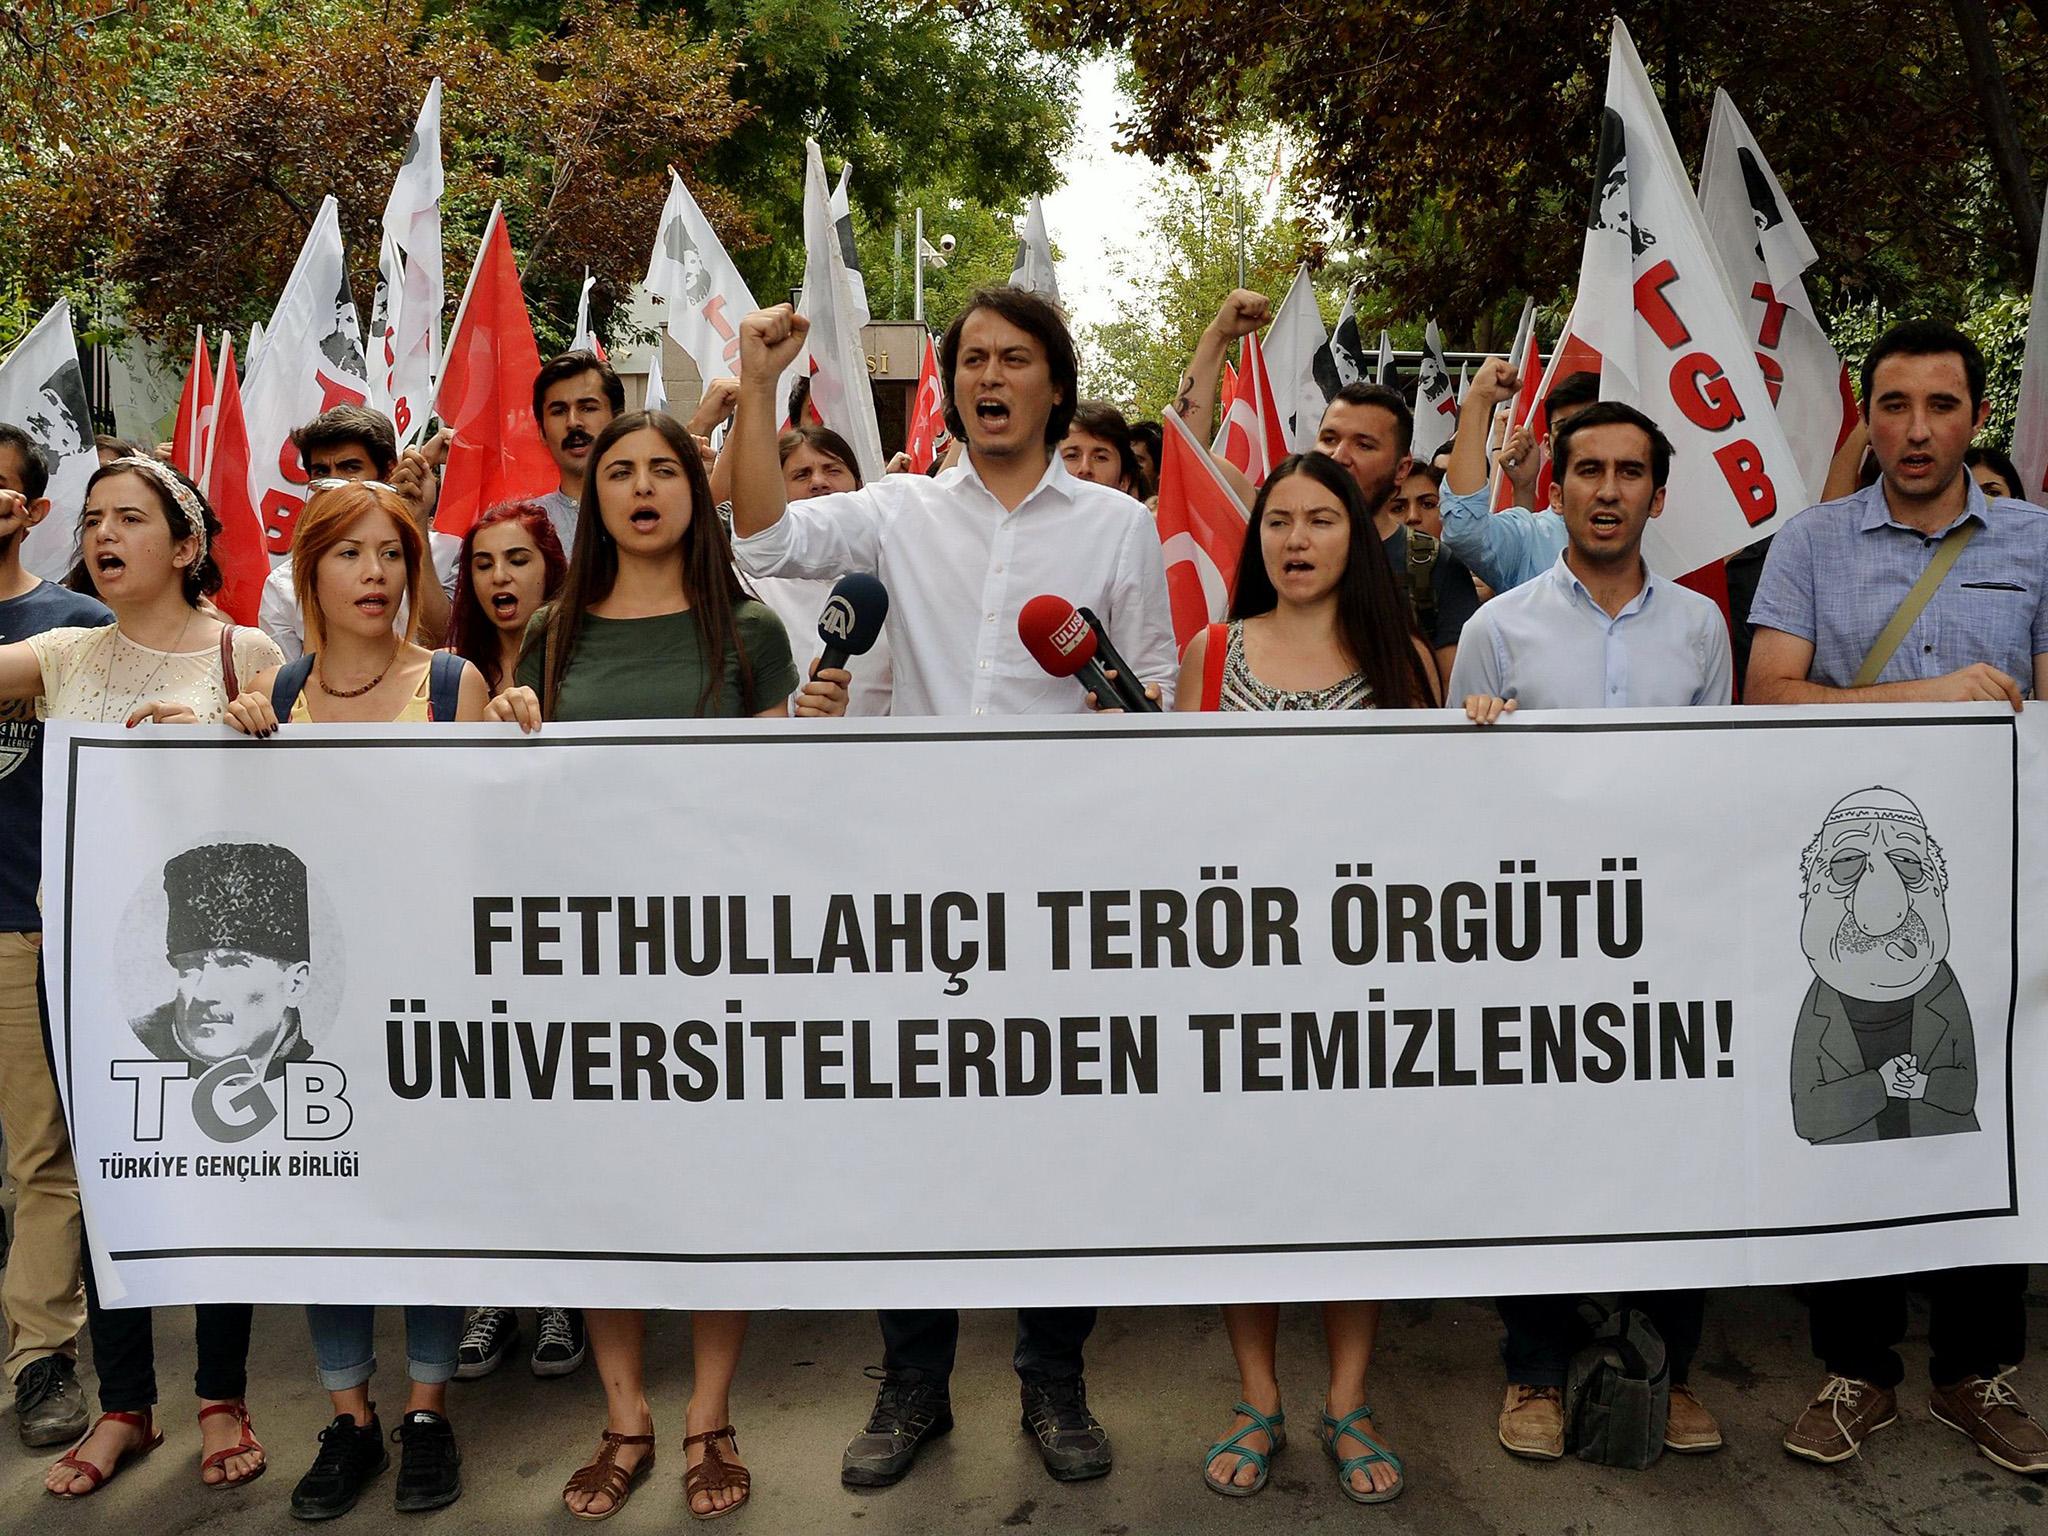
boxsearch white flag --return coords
[644,170,759,388]
[244,319,268,386]
[643,353,669,415]
[1574,19,1803,574]
[1008,197,1061,304]
[1375,329,1395,386]
[1411,320,1458,460]
[1314,294,1365,399]
[1262,265,1330,452]
[0,298,97,579]
[1696,89,1852,511]
[829,164,871,331]
[571,269,599,355]
[370,78,444,449]
[798,139,885,480]
[244,195,372,563]
[2011,187,2048,506]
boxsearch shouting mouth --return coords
[627,505,660,531]
[490,592,520,619]
[562,430,593,454]
[974,399,1012,432]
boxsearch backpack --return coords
[1402,526,1440,633]
[1564,1303,1669,1469]
[271,650,465,722]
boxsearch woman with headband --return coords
[0,454,284,1496]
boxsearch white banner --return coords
[42,708,2046,1310]
[0,297,97,578]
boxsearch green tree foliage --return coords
[1024,1,2048,335]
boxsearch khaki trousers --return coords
[0,931,82,1379]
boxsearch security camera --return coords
[938,233,957,255]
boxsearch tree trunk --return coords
[1950,0,2042,270]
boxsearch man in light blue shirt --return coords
[1446,399,1730,1465]
[1448,400,1731,715]
[1436,362,1601,593]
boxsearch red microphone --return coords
[1018,593,1128,710]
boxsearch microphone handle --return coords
[1083,622,1160,712]
[818,644,853,673]
[1077,656,1137,713]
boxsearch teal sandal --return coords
[1321,1405,1404,1505]
[1203,1401,1286,1497]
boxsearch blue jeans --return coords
[305,1305,465,1393]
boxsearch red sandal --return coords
[47,1410,163,1497]
[198,1399,266,1488]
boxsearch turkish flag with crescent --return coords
[171,327,214,481]
[200,336,271,626]
[904,333,945,473]
[1156,409,1250,652]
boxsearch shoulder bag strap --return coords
[270,654,316,718]
[427,650,464,722]
[1850,521,1979,688]
[1200,621,1230,712]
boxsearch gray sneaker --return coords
[15,1355,89,1447]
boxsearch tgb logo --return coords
[111,1058,352,1146]
[113,840,352,1144]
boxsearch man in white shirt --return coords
[728,289,1175,718]
[729,287,1173,1490]
[531,350,623,552]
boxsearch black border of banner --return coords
[60,712,2022,1266]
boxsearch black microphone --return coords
[1077,605,1159,712]
[816,573,889,672]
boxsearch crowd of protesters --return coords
[0,275,2040,1520]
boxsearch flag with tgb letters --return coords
[1696,89,1854,511]
[369,77,444,450]
[644,169,758,389]
[1410,320,1458,460]
[1262,265,1330,452]
[244,196,372,561]
[1573,18,1801,575]
[1157,408,1250,652]
[0,298,97,579]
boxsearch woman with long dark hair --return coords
[445,499,569,696]
[489,412,842,1521]
[0,457,283,1496]
[1176,452,1437,1508]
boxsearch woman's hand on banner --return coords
[224,691,282,738]
[125,700,199,727]
[487,686,544,733]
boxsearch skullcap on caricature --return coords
[1821,786,1927,831]
[163,843,310,964]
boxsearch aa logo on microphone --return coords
[110,1057,353,1146]
[820,594,857,642]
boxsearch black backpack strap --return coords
[271,653,316,719]
[427,650,464,722]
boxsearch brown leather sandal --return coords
[48,1410,164,1497]
[683,1425,751,1522]
[198,1399,266,1488]
[563,1428,655,1522]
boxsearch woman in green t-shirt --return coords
[490,412,845,1521]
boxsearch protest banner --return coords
[42,708,2047,1310]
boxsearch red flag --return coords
[171,327,214,480]
[904,333,945,473]
[1212,333,1289,487]
[1519,317,1605,513]
[1156,409,1250,652]
[1220,358,1239,418]
[433,204,558,537]
[200,336,270,626]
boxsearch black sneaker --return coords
[291,1412,389,1520]
[841,1370,954,1488]
[454,1309,517,1380]
[1020,1376,1112,1482]
[531,1308,587,1377]
[392,1410,462,1513]
[14,1354,88,1447]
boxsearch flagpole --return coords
[914,207,925,325]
